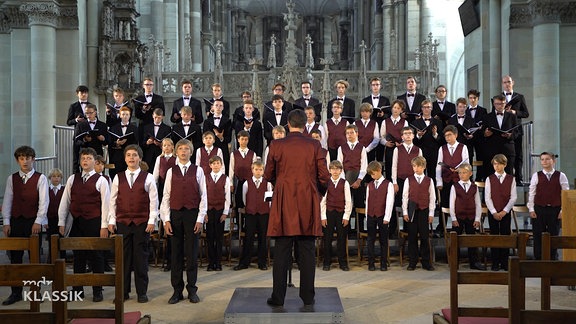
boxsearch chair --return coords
[433,232,529,324]
[0,235,41,311]
[508,257,576,324]
[0,259,67,324]
[441,207,452,262]
[511,205,529,235]
[541,233,576,307]
[51,234,145,324]
[149,220,167,267]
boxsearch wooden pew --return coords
[0,259,67,323]
[508,257,576,324]
[50,235,125,323]
[433,232,528,324]
[541,232,576,309]
[0,235,41,311]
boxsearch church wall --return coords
[0,33,13,185]
[559,25,576,175]
[56,29,81,126]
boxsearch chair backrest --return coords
[0,235,41,311]
[355,207,366,235]
[0,259,67,323]
[541,233,576,309]
[51,235,124,323]
[448,232,529,324]
[508,257,576,324]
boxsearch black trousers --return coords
[271,236,315,305]
[488,212,511,267]
[170,208,200,296]
[7,217,35,296]
[383,146,394,181]
[436,182,454,231]
[206,209,225,267]
[240,213,269,267]
[533,205,561,260]
[117,222,150,296]
[407,209,431,267]
[454,217,480,265]
[514,136,523,182]
[366,215,389,265]
[46,217,66,262]
[70,216,105,294]
[323,210,348,266]
[328,148,338,162]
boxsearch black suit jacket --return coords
[481,111,518,157]
[504,92,529,135]
[264,100,293,115]
[134,93,165,125]
[327,97,356,124]
[73,120,108,156]
[141,122,172,169]
[432,100,456,124]
[232,105,261,126]
[412,117,444,161]
[448,115,477,149]
[67,101,91,126]
[203,116,233,160]
[234,119,264,157]
[466,105,488,126]
[397,92,427,120]
[362,94,391,126]
[108,123,139,154]
[293,97,322,122]
[105,102,133,128]
[171,122,202,152]
[204,97,231,118]
[263,110,289,143]
[171,96,204,125]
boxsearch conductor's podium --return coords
[224,287,344,324]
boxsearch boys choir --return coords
[2,74,570,306]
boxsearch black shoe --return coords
[323,265,331,271]
[2,294,22,305]
[500,263,508,271]
[233,264,248,271]
[137,295,148,303]
[340,265,350,271]
[215,265,222,271]
[93,291,103,302]
[380,264,388,271]
[267,297,283,307]
[258,265,268,271]
[407,265,416,271]
[104,263,113,272]
[368,264,376,271]
[471,262,487,271]
[124,293,130,301]
[163,265,171,272]
[188,293,200,303]
[423,264,435,271]
[207,264,215,272]
[491,264,500,271]
[168,292,184,304]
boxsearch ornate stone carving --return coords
[20,2,60,28]
[509,3,532,28]
[530,0,561,25]
[58,5,78,29]
[1,6,29,32]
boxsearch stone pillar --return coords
[86,0,98,92]
[0,28,13,179]
[76,0,87,83]
[397,0,406,70]
[382,0,392,70]
[20,2,59,157]
[202,0,212,71]
[531,1,560,158]
[373,0,383,70]
[489,0,501,98]
[151,0,164,44]
[190,0,202,71]
[178,0,190,70]
[164,0,178,72]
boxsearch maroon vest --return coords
[170,165,201,210]
[488,174,513,212]
[245,178,270,215]
[303,123,320,137]
[116,172,151,225]
[341,143,363,172]
[367,179,391,217]
[441,144,464,184]
[233,150,254,181]
[407,175,432,210]
[206,174,227,210]
[11,172,41,218]
[326,119,347,150]
[534,171,562,207]
[454,183,477,220]
[70,173,102,219]
[199,148,218,175]
[326,178,346,212]
[397,146,421,180]
[384,118,405,143]
[48,186,64,219]
[159,156,176,182]
[355,119,377,148]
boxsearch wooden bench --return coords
[0,259,67,323]
[508,257,576,324]
[541,233,576,306]
[433,232,528,324]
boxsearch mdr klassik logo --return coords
[22,276,84,302]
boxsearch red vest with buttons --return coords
[170,165,201,210]
[488,174,513,212]
[48,186,64,219]
[441,144,464,184]
[340,143,363,172]
[384,118,405,143]
[199,148,218,175]
[326,119,347,150]
[70,173,102,219]
[454,183,477,220]
[233,150,254,181]
[397,146,421,180]
[207,174,227,210]
[326,178,346,212]
[407,175,432,210]
[367,179,391,217]
[159,156,176,182]
[245,179,270,215]
[11,172,41,218]
[355,119,377,148]
[534,171,562,207]
[116,172,150,225]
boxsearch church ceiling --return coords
[237,0,346,16]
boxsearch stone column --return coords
[397,0,406,70]
[531,1,560,158]
[0,24,14,178]
[373,0,383,70]
[178,0,190,70]
[382,0,392,70]
[190,0,202,71]
[20,2,59,157]
[489,0,501,98]
[202,0,212,71]
[86,0,98,92]
[151,0,164,44]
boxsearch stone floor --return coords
[1,244,576,324]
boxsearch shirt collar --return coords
[81,170,96,178]
[19,169,35,178]
[252,176,263,183]
[177,161,191,168]
[125,168,141,176]
[50,183,62,190]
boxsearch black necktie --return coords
[276,113,282,116]
[121,125,128,128]
[89,121,96,125]
[407,93,415,97]
[183,123,190,126]
[505,92,512,96]
[497,112,504,116]
[214,117,221,120]
[183,97,189,100]
[146,94,152,98]
[458,116,465,119]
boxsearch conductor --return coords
[264,109,330,307]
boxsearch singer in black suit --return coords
[502,75,529,183]
[294,81,322,122]
[108,114,139,180]
[234,101,264,157]
[73,104,107,173]
[171,120,202,162]
[465,89,489,180]
[233,91,261,126]
[397,76,426,123]
[67,85,91,126]
[171,96,203,125]
[203,99,233,170]
[141,109,172,172]
[327,80,356,123]
[481,95,518,176]
[362,77,391,126]
[134,78,165,126]
[431,85,455,125]
[263,95,289,143]
[448,102,477,168]
[412,101,444,181]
